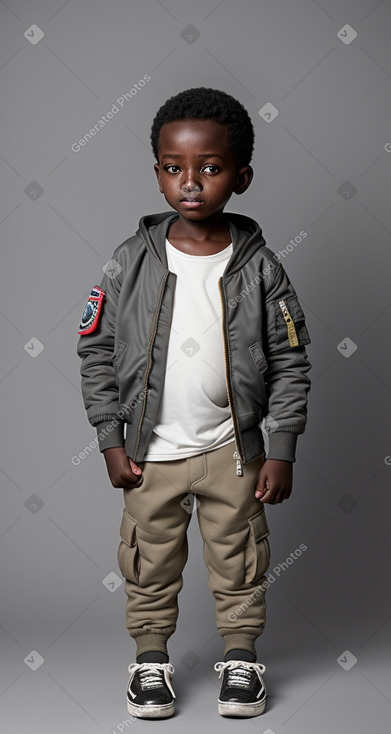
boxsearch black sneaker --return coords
[126,662,176,718]
[214,659,266,717]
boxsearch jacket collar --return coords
[136,210,266,274]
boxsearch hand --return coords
[255,459,293,504]
[103,446,143,489]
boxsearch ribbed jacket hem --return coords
[266,430,298,462]
[95,419,125,452]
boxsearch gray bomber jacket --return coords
[77,210,312,465]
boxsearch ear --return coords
[154,162,163,193]
[233,165,254,195]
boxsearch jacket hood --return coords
[136,210,266,275]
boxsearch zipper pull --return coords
[233,449,243,477]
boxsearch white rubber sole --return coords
[217,696,266,717]
[127,699,175,719]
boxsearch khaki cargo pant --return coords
[117,439,271,659]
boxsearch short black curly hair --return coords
[150,87,254,170]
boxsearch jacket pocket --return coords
[249,342,269,405]
[113,340,127,384]
[244,508,271,583]
[274,295,311,347]
[249,342,268,373]
[117,509,140,583]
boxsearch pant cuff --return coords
[129,632,170,657]
[220,631,260,658]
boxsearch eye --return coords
[163,164,220,174]
[202,165,220,173]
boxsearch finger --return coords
[255,478,270,499]
[122,476,141,490]
[270,493,282,504]
[259,482,281,504]
[272,488,287,504]
[128,458,142,475]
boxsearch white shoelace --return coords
[214,660,266,688]
[128,662,176,698]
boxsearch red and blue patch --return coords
[78,286,105,335]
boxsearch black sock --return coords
[224,648,256,663]
[136,650,169,664]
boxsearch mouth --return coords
[180,200,204,208]
[180,198,204,207]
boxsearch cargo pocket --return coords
[117,509,140,583]
[244,508,271,583]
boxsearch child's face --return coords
[154,119,253,222]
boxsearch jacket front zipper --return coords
[218,277,245,475]
[133,270,170,458]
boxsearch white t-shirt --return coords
[143,238,235,460]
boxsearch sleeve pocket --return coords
[274,295,311,347]
[117,509,140,583]
[244,508,271,583]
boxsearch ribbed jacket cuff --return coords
[266,431,298,462]
[95,420,125,453]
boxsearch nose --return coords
[180,170,202,194]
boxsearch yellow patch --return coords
[278,299,299,347]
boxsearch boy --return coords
[77,87,311,719]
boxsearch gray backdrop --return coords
[1,0,390,732]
